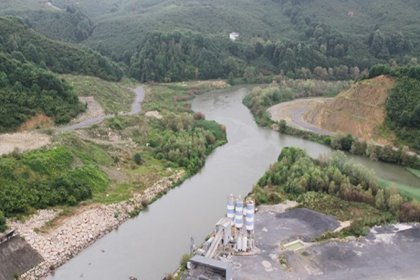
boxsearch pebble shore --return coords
[10,171,185,280]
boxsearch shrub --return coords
[133,152,143,165]
[0,210,7,232]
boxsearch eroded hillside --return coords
[305,75,395,144]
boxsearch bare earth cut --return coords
[305,75,395,144]
[267,76,396,145]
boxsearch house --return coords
[229,32,239,41]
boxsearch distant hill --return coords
[0,16,122,81]
[1,1,420,81]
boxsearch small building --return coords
[229,32,239,41]
[186,255,233,280]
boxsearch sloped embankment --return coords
[0,236,43,280]
[304,75,395,144]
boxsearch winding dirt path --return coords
[0,86,144,155]
[58,86,144,132]
[267,98,332,135]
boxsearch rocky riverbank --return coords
[9,171,185,280]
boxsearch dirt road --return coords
[58,86,144,132]
[267,98,332,135]
[0,86,145,155]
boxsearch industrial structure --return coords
[184,195,256,280]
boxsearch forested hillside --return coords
[0,16,122,81]
[0,52,84,132]
[1,0,419,82]
[0,16,124,132]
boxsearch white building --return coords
[229,32,239,41]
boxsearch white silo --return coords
[227,194,235,223]
[245,200,255,232]
[234,198,244,229]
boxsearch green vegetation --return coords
[387,77,420,149]
[0,144,109,217]
[147,114,226,173]
[61,74,136,114]
[0,16,125,132]
[0,16,122,81]
[7,7,94,43]
[299,192,393,237]
[0,210,6,232]
[252,147,420,236]
[378,178,420,201]
[368,65,420,150]
[243,78,420,168]
[128,83,228,174]
[0,53,84,132]
[3,1,420,83]
[407,168,420,179]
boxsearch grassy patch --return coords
[62,74,136,114]
[297,192,389,222]
[407,168,420,179]
[143,81,227,113]
[378,178,420,201]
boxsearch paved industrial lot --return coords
[232,206,420,280]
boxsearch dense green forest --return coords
[1,1,419,82]
[369,65,420,149]
[128,30,369,82]
[253,147,420,235]
[15,8,94,43]
[0,53,84,132]
[0,16,122,81]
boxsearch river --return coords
[49,86,419,280]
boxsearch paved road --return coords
[58,86,144,132]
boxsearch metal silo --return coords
[227,194,235,223]
[234,198,244,229]
[245,200,255,232]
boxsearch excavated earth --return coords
[304,75,395,144]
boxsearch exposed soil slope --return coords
[304,75,395,144]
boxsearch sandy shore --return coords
[9,171,185,280]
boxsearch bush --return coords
[133,152,143,165]
[0,210,7,232]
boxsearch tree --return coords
[313,66,329,80]
[0,72,8,88]
[0,210,6,232]
[133,152,143,165]
[375,189,386,210]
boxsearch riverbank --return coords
[10,170,184,280]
